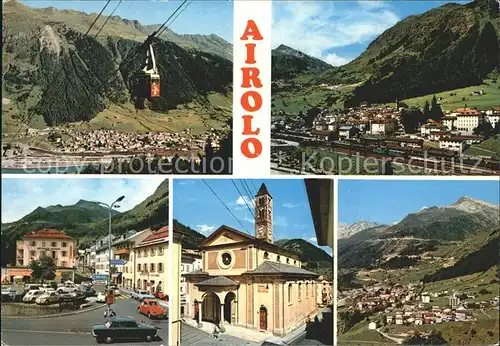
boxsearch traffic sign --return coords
[92,274,109,281]
[110,259,127,266]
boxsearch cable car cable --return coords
[157,0,193,38]
[154,0,190,37]
[9,0,112,145]
[31,0,192,148]
[94,0,124,38]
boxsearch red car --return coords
[153,291,167,300]
[138,299,167,319]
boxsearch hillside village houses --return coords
[180,184,330,337]
[339,282,499,330]
[272,105,499,159]
[3,228,77,283]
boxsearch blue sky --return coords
[21,0,233,43]
[1,177,166,223]
[339,179,500,225]
[174,179,332,255]
[272,1,471,66]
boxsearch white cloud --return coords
[235,195,253,206]
[272,1,399,65]
[309,237,318,243]
[324,53,350,67]
[195,224,216,235]
[282,202,301,209]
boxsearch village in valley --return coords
[337,179,500,345]
[271,103,500,175]
[339,279,499,344]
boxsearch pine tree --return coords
[423,100,431,120]
[430,95,443,121]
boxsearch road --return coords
[1,286,167,346]
[180,323,258,346]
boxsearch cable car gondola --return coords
[133,43,161,100]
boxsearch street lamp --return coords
[92,195,125,286]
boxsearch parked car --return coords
[96,291,106,303]
[91,317,158,344]
[153,291,167,300]
[23,289,45,303]
[132,290,155,301]
[35,291,60,305]
[1,288,22,302]
[23,284,40,293]
[138,299,168,319]
[82,287,96,297]
[56,283,80,294]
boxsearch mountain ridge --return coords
[1,179,169,266]
[272,0,500,107]
[338,197,499,270]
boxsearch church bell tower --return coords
[255,183,273,243]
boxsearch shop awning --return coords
[7,268,32,277]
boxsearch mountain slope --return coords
[275,238,333,279]
[2,0,232,127]
[272,0,500,107]
[0,179,169,265]
[92,178,169,240]
[339,197,499,269]
[272,44,332,79]
[339,221,379,239]
[423,229,500,283]
[380,197,499,241]
[172,219,207,250]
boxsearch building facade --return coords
[13,228,75,282]
[111,229,153,288]
[133,226,169,293]
[181,249,202,315]
[94,235,115,276]
[451,108,485,135]
[183,184,319,337]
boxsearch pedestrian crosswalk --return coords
[114,293,131,300]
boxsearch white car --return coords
[96,292,106,303]
[23,290,45,303]
[56,283,80,294]
[36,292,60,305]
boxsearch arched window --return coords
[288,283,292,304]
[277,255,280,262]
[264,252,269,259]
[286,258,290,264]
[294,260,297,265]
[298,283,302,300]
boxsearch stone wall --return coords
[1,303,60,316]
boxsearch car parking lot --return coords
[2,285,168,345]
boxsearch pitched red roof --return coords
[453,108,481,115]
[24,228,72,239]
[139,226,168,244]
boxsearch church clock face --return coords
[222,252,232,266]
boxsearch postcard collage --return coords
[1,0,499,345]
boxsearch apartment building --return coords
[112,229,153,288]
[133,227,169,293]
[13,228,75,282]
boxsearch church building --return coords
[183,184,320,336]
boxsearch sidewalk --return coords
[183,318,271,343]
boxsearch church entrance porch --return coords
[194,275,240,333]
[201,292,221,324]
